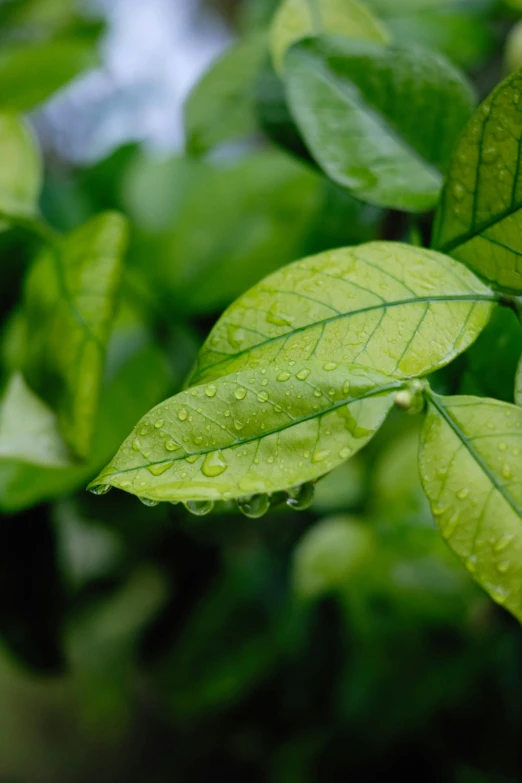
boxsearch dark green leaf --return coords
[284,37,475,211]
[433,69,522,293]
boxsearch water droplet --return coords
[266,305,294,327]
[194,436,203,445]
[498,442,508,451]
[201,450,228,477]
[323,362,338,371]
[139,497,159,507]
[237,493,271,518]
[178,408,188,421]
[227,325,245,349]
[90,483,111,496]
[147,461,174,476]
[296,368,310,381]
[339,446,352,460]
[502,463,512,479]
[154,419,164,429]
[286,482,315,511]
[257,391,269,402]
[466,554,478,573]
[312,448,330,463]
[482,146,498,164]
[165,439,180,452]
[452,183,465,201]
[342,380,351,395]
[185,499,214,516]
[277,371,291,382]
[457,488,469,500]
[497,560,510,574]
[494,534,514,553]
[513,89,521,105]
[132,438,141,452]
[234,419,244,431]
[235,387,247,400]
[186,455,199,464]
[205,384,217,398]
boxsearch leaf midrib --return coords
[437,197,522,255]
[97,382,403,482]
[192,293,497,383]
[428,393,522,518]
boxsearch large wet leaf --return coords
[419,393,522,621]
[22,212,128,459]
[0,373,71,468]
[0,113,41,218]
[184,33,267,156]
[188,242,496,388]
[433,69,522,293]
[270,0,389,72]
[89,363,401,504]
[0,38,98,111]
[284,37,475,212]
[516,356,522,405]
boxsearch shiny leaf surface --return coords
[89,363,400,503]
[419,393,522,621]
[433,69,522,293]
[188,242,495,387]
[284,37,475,211]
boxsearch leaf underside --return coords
[419,393,522,621]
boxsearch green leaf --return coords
[419,392,522,621]
[22,212,128,459]
[270,0,389,73]
[126,150,323,314]
[433,70,522,293]
[516,355,522,405]
[89,362,401,503]
[0,341,173,512]
[0,372,71,467]
[365,0,495,69]
[284,37,475,212]
[0,113,41,218]
[188,242,496,388]
[184,33,267,156]
[0,38,98,112]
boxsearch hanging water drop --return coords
[286,482,315,511]
[89,483,112,496]
[237,493,271,518]
[185,499,215,516]
[139,497,159,507]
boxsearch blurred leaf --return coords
[22,212,128,459]
[126,150,324,314]
[516,354,522,404]
[433,69,522,293]
[0,338,173,512]
[184,32,267,155]
[465,307,521,402]
[311,457,365,512]
[90,364,399,504]
[66,566,167,734]
[0,0,103,43]
[270,0,389,72]
[0,113,41,218]
[505,19,522,74]
[419,392,522,621]
[284,37,475,212]
[366,0,495,69]
[0,372,71,467]
[292,515,374,599]
[188,243,495,387]
[0,38,98,112]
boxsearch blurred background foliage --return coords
[0,0,522,781]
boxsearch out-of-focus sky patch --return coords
[35,0,232,162]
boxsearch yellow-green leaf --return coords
[419,393,522,621]
[516,355,522,405]
[0,113,41,218]
[433,69,522,293]
[89,363,401,504]
[22,212,128,459]
[188,242,496,387]
[270,0,389,72]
